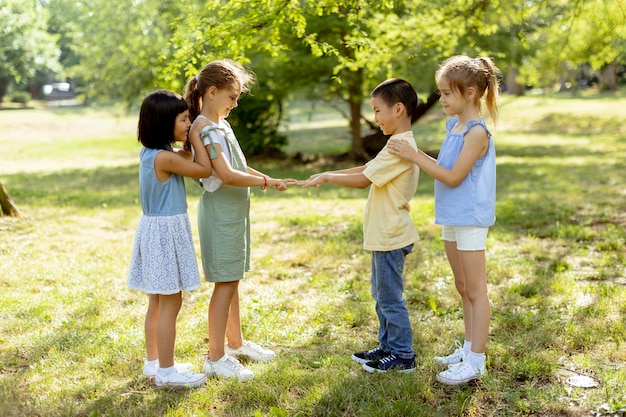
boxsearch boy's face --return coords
[173,110,191,143]
[371,96,401,136]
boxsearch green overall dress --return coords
[197,123,251,282]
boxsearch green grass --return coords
[1,92,625,417]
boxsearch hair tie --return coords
[195,74,200,83]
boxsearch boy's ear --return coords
[395,102,406,117]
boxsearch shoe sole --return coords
[434,358,464,366]
[225,344,276,362]
[362,363,416,374]
[351,354,372,365]
[155,376,207,388]
[207,373,254,381]
[204,368,254,381]
[227,354,275,362]
[435,374,479,385]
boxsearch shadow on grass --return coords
[4,164,139,209]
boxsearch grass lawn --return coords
[0,92,625,416]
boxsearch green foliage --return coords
[49,0,183,103]
[519,0,626,91]
[229,84,288,156]
[0,0,60,101]
[9,91,29,104]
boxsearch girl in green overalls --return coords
[184,59,293,380]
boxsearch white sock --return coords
[146,359,159,367]
[157,365,175,376]
[463,340,471,356]
[468,351,486,370]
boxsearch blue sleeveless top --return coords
[434,117,496,226]
[139,147,187,216]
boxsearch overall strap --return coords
[200,125,226,159]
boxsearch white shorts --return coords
[441,225,489,251]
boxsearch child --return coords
[387,56,500,384]
[184,59,292,381]
[127,89,212,388]
[301,78,420,373]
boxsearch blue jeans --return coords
[370,244,414,359]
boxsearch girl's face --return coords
[209,86,241,119]
[173,110,191,143]
[437,79,466,116]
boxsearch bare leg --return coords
[444,240,472,343]
[208,281,238,361]
[156,292,182,368]
[226,287,243,349]
[145,294,160,361]
[458,250,489,353]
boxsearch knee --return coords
[454,281,466,298]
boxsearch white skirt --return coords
[127,213,201,294]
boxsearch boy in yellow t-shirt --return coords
[301,78,420,372]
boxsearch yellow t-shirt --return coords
[362,131,420,251]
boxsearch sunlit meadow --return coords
[0,92,625,416]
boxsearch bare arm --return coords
[301,165,371,189]
[210,143,289,189]
[154,125,212,181]
[387,127,488,187]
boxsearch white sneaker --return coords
[434,341,465,366]
[204,355,254,381]
[435,360,485,385]
[143,359,193,378]
[225,340,276,362]
[155,368,207,388]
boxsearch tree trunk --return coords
[0,76,9,106]
[347,68,369,161]
[506,65,524,96]
[0,183,20,217]
[599,60,618,91]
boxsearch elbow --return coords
[220,172,238,185]
[443,176,465,187]
[199,166,212,177]
[358,178,372,189]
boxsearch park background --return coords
[1,1,625,416]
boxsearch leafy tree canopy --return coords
[0,0,60,103]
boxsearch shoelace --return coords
[378,354,397,365]
[245,342,265,353]
[367,347,385,356]
[444,340,464,359]
[446,361,477,375]
[223,356,245,370]
[178,369,201,379]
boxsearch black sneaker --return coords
[351,346,391,365]
[362,354,416,373]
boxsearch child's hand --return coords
[387,139,418,163]
[279,178,299,190]
[300,173,326,188]
[275,179,288,191]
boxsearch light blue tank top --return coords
[434,117,496,226]
[139,147,187,216]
